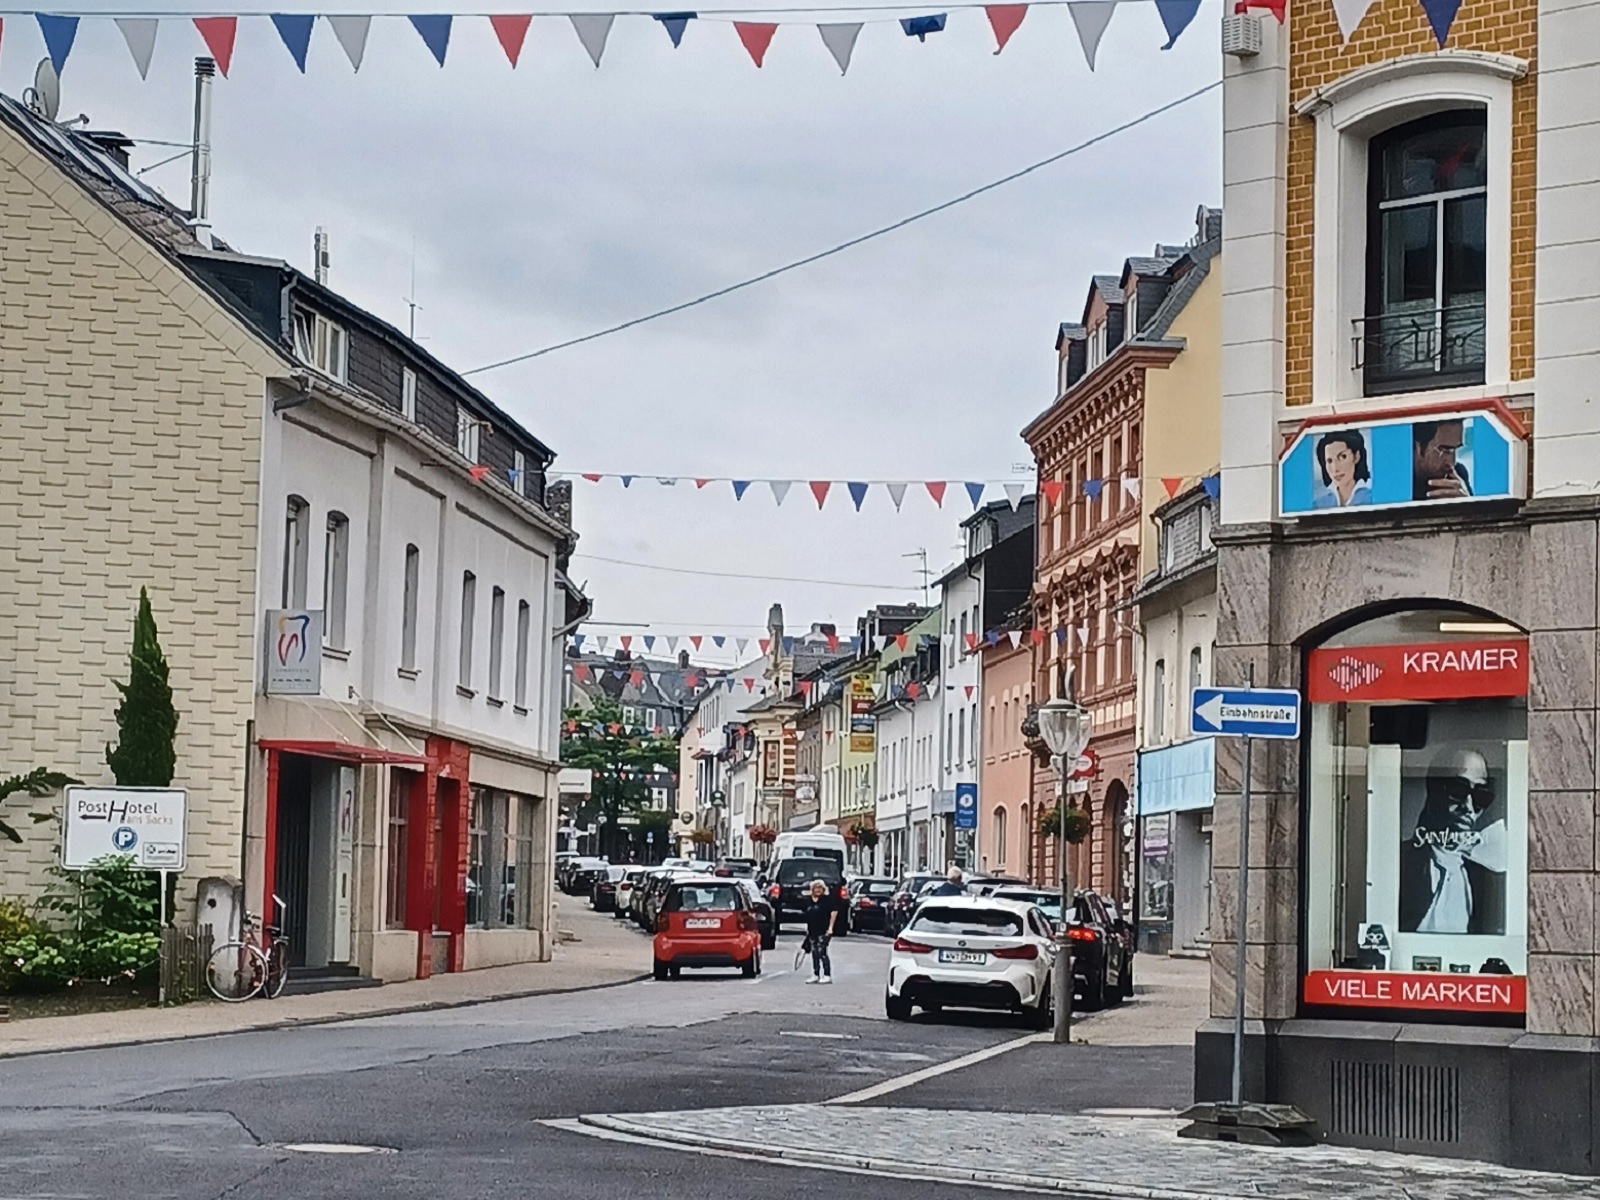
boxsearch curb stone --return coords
[574,1113,1238,1200]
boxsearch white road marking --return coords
[824,1031,1046,1105]
[778,1031,860,1041]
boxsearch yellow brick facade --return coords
[1284,0,1538,407]
[0,127,283,898]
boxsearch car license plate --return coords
[938,950,987,965]
[685,918,720,929]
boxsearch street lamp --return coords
[1037,688,1093,1046]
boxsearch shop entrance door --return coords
[273,755,354,970]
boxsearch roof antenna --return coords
[189,57,215,249]
[403,236,423,340]
[24,59,61,122]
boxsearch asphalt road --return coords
[0,924,1187,1199]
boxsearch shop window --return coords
[1303,607,1528,1020]
[466,790,487,928]
[513,796,536,927]
[401,544,420,673]
[385,772,412,929]
[1141,813,1173,922]
[323,512,349,650]
[1361,111,1487,395]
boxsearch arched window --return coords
[993,807,1007,867]
[323,511,349,649]
[282,495,309,608]
[1151,659,1167,741]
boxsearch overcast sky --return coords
[10,1,1221,664]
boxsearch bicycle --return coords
[205,894,291,1002]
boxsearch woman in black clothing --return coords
[801,878,840,984]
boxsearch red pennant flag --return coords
[894,633,909,651]
[194,17,238,76]
[984,4,1027,52]
[608,722,622,734]
[925,481,947,507]
[965,685,975,699]
[826,632,840,652]
[1162,477,1184,499]
[809,480,831,508]
[799,679,813,697]
[695,478,711,489]
[1040,479,1066,506]
[629,669,644,686]
[964,633,979,652]
[744,678,757,692]
[906,682,922,700]
[759,638,771,654]
[490,14,532,65]
[691,635,703,651]
[466,465,489,483]
[581,473,603,482]
[573,664,591,682]
[1029,628,1045,646]
[620,635,633,651]
[734,21,777,66]
[825,729,834,741]
[1239,0,1285,21]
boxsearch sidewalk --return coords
[0,901,647,1058]
[573,1105,1599,1199]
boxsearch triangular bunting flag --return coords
[825,729,834,741]
[620,635,633,651]
[964,633,979,652]
[984,4,1027,52]
[194,17,237,76]
[986,632,1001,647]
[1040,479,1066,506]
[1243,0,1286,20]
[769,480,793,507]
[409,15,452,66]
[1067,0,1115,69]
[713,636,727,649]
[581,472,603,483]
[1083,478,1104,500]
[847,481,869,511]
[643,635,656,652]
[1122,476,1141,502]
[734,21,777,66]
[629,669,645,686]
[490,14,533,66]
[758,638,771,655]
[656,477,677,487]
[732,479,751,500]
[925,481,947,508]
[666,636,679,652]
[1008,631,1023,649]
[817,22,861,73]
[965,685,976,700]
[1418,0,1461,46]
[691,636,703,651]
[468,465,490,482]
[1078,623,1091,646]
[783,637,795,654]
[37,14,78,75]
[736,638,749,656]
[1154,0,1200,48]
[825,632,840,652]
[743,677,757,692]
[1004,482,1025,511]
[809,481,831,509]
[271,14,314,72]
[620,475,635,488]
[116,18,159,79]
[879,635,893,652]
[1329,0,1376,40]
[570,13,613,66]
[694,478,711,489]
[900,13,947,40]
[905,682,922,699]
[885,482,908,511]
[965,481,986,510]
[1054,629,1069,646]
[1030,628,1045,646]
[597,636,609,653]
[573,663,591,682]
[1202,475,1221,501]
[573,633,586,650]
[1162,477,1184,499]
[894,633,909,651]
[799,679,814,697]
[654,12,696,47]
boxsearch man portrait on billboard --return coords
[1413,419,1472,502]
[1399,748,1507,935]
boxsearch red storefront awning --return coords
[259,739,430,767]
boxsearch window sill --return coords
[457,685,477,700]
[322,645,350,662]
[397,667,421,681]
[513,706,529,717]
[487,696,505,709]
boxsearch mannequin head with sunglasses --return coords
[1417,748,1493,846]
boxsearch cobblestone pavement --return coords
[576,1105,1600,1199]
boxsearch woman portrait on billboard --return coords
[1311,429,1373,509]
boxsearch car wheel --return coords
[1119,959,1135,999]
[885,992,913,1022]
[1027,979,1053,1031]
[743,950,760,978]
[761,933,776,952]
[669,966,682,979]
[1080,962,1107,1011]
[653,959,669,981]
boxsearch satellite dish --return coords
[25,58,60,122]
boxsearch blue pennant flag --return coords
[713,636,727,649]
[1419,0,1462,46]
[986,631,1001,647]
[1054,628,1069,646]
[1154,0,1200,49]
[620,475,635,488]
[574,633,586,650]
[965,482,985,510]
[408,14,453,65]
[847,481,869,511]
[900,12,947,40]
[1202,475,1221,502]
[850,637,862,653]
[271,13,316,72]
[654,11,696,46]
[643,635,656,652]
[37,14,79,74]
[1083,478,1104,500]
[782,637,795,655]
[732,480,751,500]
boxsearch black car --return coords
[591,865,628,912]
[764,857,850,937]
[847,877,898,933]
[734,878,777,950]
[1063,889,1134,1010]
[884,872,941,935]
[567,859,611,898]
[716,858,759,878]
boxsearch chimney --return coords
[189,57,215,249]
[678,650,690,669]
[767,603,784,651]
[84,131,134,169]
[546,479,573,528]
[314,226,330,286]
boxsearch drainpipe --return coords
[190,57,215,249]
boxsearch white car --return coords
[614,867,650,920]
[885,896,1058,1029]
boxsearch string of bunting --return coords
[4,1,1228,80]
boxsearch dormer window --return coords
[1125,292,1138,335]
[291,308,347,383]
[456,405,481,463]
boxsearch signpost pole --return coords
[1053,757,1073,1046]
[158,869,168,1006]
[1231,731,1252,1106]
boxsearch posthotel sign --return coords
[62,786,187,871]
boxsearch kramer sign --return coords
[1307,639,1528,703]
[62,786,188,871]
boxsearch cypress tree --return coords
[106,588,179,788]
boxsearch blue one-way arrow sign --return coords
[1191,687,1301,739]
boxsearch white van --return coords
[769,829,848,871]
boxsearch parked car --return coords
[885,896,1057,1028]
[964,874,1031,897]
[614,867,651,920]
[847,877,898,933]
[652,877,763,979]
[732,877,777,950]
[884,872,941,936]
[640,867,700,931]
[567,858,611,898]
[989,887,1064,928]
[592,864,629,912]
[764,856,850,937]
[1063,889,1133,1010]
[715,857,759,878]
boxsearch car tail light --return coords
[893,937,934,954]
[768,885,781,899]
[858,898,876,908]
[992,944,1039,960]
[1066,927,1098,943]
[737,912,757,932]
[838,886,849,900]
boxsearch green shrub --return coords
[40,855,159,937]
[0,898,40,943]
[0,931,77,992]
[76,931,161,984]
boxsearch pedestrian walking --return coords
[801,878,839,984]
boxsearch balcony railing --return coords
[1353,303,1486,395]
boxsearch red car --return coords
[652,878,763,980]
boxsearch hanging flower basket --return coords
[689,828,716,846]
[746,824,778,845]
[1039,806,1093,845]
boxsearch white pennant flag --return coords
[885,482,908,511]
[1003,482,1025,511]
[327,15,372,70]
[596,636,610,653]
[1077,624,1091,647]
[666,636,679,653]
[881,635,894,652]
[769,480,793,507]
[570,13,615,67]
[1329,0,1376,40]
[1008,630,1023,649]
[736,638,749,657]
[1067,1,1116,70]
[116,18,159,79]
[817,22,862,74]
[1121,476,1141,502]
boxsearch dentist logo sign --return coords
[264,609,324,695]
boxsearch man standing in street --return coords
[802,879,840,984]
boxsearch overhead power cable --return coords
[462,77,1221,376]
[571,552,911,590]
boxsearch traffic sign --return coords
[953,783,977,831]
[1191,688,1301,739]
[1069,748,1099,780]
